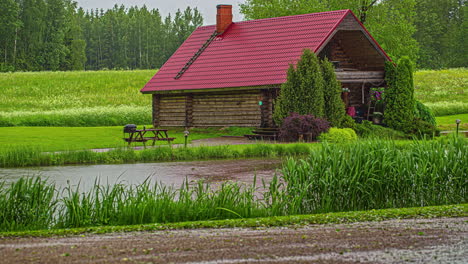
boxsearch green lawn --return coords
[0,126,246,152]
[435,113,468,131]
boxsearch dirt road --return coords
[0,217,466,263]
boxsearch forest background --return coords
[0,0,466,72]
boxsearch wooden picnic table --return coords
[123,128,175,147]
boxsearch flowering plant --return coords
[371,87,385,101]
[342,87,350,93]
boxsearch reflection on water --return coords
[0,159,282,193]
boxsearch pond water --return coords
[0,159,283,193]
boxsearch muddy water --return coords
[0,159,283,192]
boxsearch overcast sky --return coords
[75,0,246,25]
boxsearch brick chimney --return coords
[216,5,233,34]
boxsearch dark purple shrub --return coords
[279,112,330,142]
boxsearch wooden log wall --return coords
[157,96,187,127]
[153,90,266,127]
[192,91,262,127]
[261,89,274,127]
[152,94,160,127]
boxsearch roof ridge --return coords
[201,9,350,27]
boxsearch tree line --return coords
[0,0,465,71]
[0,0,203,71]
[240,0,466,69]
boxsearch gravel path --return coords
[0,217,466,263]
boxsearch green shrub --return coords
[414,100,436,126]
[405,119,440,138]
[318,128,358,143]
[354,121,406,139]
[340,115,356,129]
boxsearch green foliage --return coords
[406,119,440,138]
[384,57,415,131]
[321,58,346,127]
[414,100,436,126]
[0,2,203,71]
[318,128,357,143]
[354,121,406,139]
[240,0,419,62]
[414,0,467,68]
[340,115,356,130]
[273,49,324,124]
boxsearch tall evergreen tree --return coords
[0,0,21,70]
[321,58,346,127]
[384,57,415,131]
[273,49,325,124]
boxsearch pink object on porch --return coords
[347,106,356,117]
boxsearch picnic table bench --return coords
[123,128,175,147]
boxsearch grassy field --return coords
[435,113,468,130]
[0,68,466,127]
[0,70,155,126]
[414,68,468,116]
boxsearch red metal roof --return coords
[141,9,388,93]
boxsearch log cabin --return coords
[141,5,391,127]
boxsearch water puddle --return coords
[0,159,283,192]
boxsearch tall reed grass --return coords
[0,138,466,232]
[274,137,467,214]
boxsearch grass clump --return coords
[0,178,57,231]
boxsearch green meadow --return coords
[1,68,466,127]
[0,70,154,126]
[414,68,468,116]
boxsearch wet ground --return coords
[0,217,466,263]
[0,158,282,193]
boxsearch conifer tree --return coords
[273,49,324,124]
[384,57,415,131]
[321,58,346,127]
